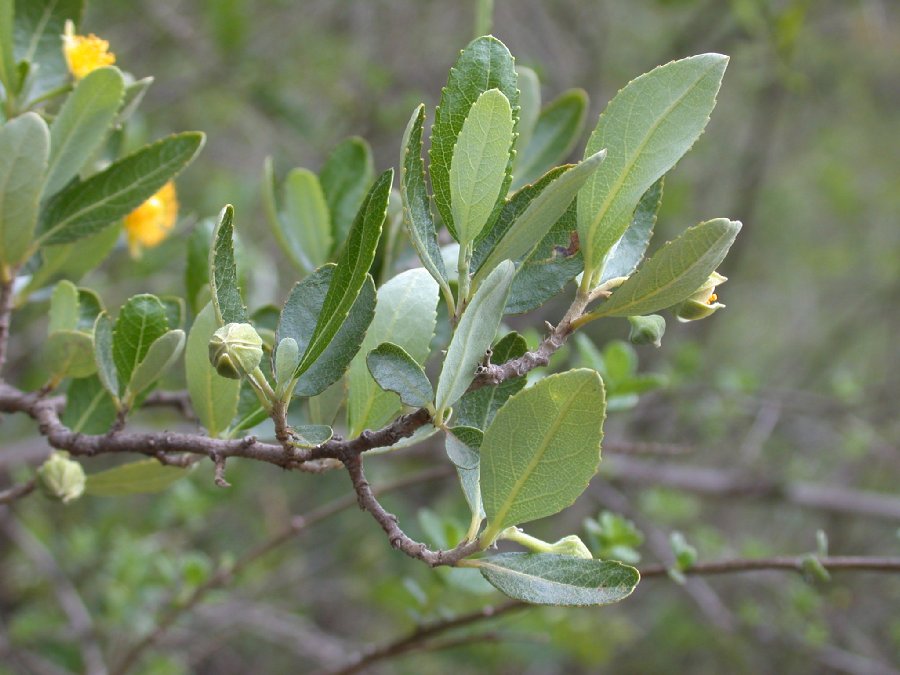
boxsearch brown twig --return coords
[0,478,37,505]
[0,277,15,377]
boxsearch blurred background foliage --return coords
[2,0,899,673]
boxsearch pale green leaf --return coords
[476,553,639,606]
[282,167,332,271]
[86,459,190,496]
[366,342,433,408]
[513,88,588,190]
[45,66,125,196]
[0,0,15,95]
[48,280,79,333]
[209,204,247,325]
[23,222,118,294]
[92,312,118,400]
[0,112,49,266]
[126,329,185,402]
[46,329,96,378]
[578,54,728,278]
[446,426,484,520]
[291,424,333,448]
[450,88,515,246]
[112,294,168,394]
[62,375,116,434]
[600,177,664,283]
[434,260,515,415]
[319,137,373,249]
[591,218,741,318]
[430,36,518,240]
[347,267,438,435]
[480,369,606,541]
[186,302,240,438]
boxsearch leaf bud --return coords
[627,314,666,347]
[209,322,264,379]
[274,337,300,388]
[548,535,593,560]
[37,452,86,504]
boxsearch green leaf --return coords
[578,54,728,279]
[480,369,606,541]
[85,459,190,497]
[514,65,541,164]
[76,288,103,331]
[319,137,373,249]
[347,267,439,435]
[294,169,392,378]
[116,76,153,126]
[48,280,79,333]
[0,0,16,95]
[126,329,185,402]
[399,105,449,292]
[186,302,240,438]
[475,553,639,606]
[185,220,212,313]
[160,296,185,331]
[475,150,605,284]
[430,36,518,240]
[209,204,247,325]
[92,312,118,400]
[39,132,204,245]
[45,66,125,197]
[601,177,664,283]
[62,375,116,434]
[456,332,528,429]
[366,342,433,408]
[112,294,168,394]
[434,260,515,416]
[23,221,118,293]
[450,88,515,246]
[513,88,588,190]
[291,424,333,448]
[447,426,484,521]
[46,329,96,378]
[13,0,84,101]
[0,113,50,266]
[590,218,741,318]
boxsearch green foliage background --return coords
[2,1,898,673]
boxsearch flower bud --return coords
[672,272,728,322]
[37,452,86,504]
[628,314,666,347]
[209,323,264,379]
[548,535,593,560]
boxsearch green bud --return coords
[274,337,300,387]
[672,271,727,322]
[209,322,264,379]
[628,314,666,347]
[548,535,593,560]
[37,452,85,504]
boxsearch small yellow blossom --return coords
[124,182,179,257]
[62,20,116,80]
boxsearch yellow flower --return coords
[123,182,179,257]
[62,20,116,80]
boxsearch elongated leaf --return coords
[291,424,333,448]
[367,342,433,408]
[450,89,515,246]
[112,294,168,394]
[600,177,664,283]
[92,312,118,399]
[40,132,204,245]
[430,36,518,240]
[447,426,484,519]
[400,105,449,291]
[46,329,96,378]
[126,329,185,401]
[45,66,125,196]
[185,220,213,313]
[476,150,605,283]
[62,375,116,434]
[294,169,391,378]
[293,275,375,397]
[434,260,515,415]
[0,113,50,266]
[49,280,79,333]
[514,88,588,190]
[320,137,373,249]
[209,204,247,325]
[592,218,741,318]
[86,459,190,496]
[456,332,528,429]
[347,267,438,435]
[13,0,84,100]
[476,553,639,606]
[283,167,332,271]
[186,303,240,438]
[514,66,541,163]
[0,0,15,95]
[578,54,728,278]
[480,369,606,540]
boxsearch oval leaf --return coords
[578,54,728,279]
[366,342,433,408]
[476,553,639,606]
[126,329,185,401]
[112,294,169,394]
[480,369,606,541]
[186,302,240,438]
[46,329,96,379]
